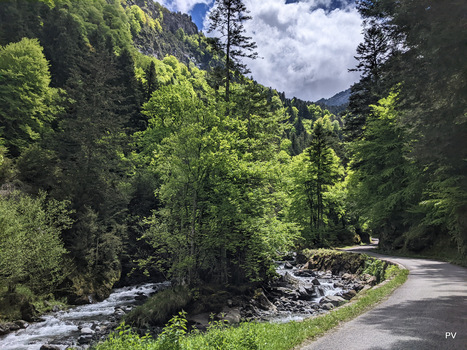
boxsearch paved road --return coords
[298,247,467,350]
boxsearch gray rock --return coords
[52,305,61,312]
[220,307,241,324]
[14,320,29,329]
[255,290,277,312]
[78,334,93,344]
[321,295,346,307]
[321,303,334,310]
[342,290,357,300]
[311,278,321,286]
[40,345,61,350]
[80,327,94,335]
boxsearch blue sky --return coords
[156,0,363,101]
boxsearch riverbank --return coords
[93,249,408,349]
[0,283,170,349]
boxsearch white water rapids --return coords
[0,282,170,350]
[1,263,347,348]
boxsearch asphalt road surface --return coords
[298,247,467,350]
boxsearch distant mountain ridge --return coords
[316,89,350,106]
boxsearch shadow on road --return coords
[359,295,467,350]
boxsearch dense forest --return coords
[0,0,465,322]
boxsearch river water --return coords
[1,264,346,349]
[265,262,345,323]
[0,282,170,350]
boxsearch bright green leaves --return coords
[0,192,72,293]
[288,116,345,246]
[0,38,63,156]
[138,69,297,284]
[349,90,419,249]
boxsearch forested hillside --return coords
[0,0,465,324]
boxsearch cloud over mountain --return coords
[157,0,363,101]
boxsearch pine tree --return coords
[208,0,257,102]
[346,21,395,142]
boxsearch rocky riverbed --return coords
[189,252,379,328]
[0,282,170,350]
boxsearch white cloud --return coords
[241,0,363,101]
[160,0,363,101]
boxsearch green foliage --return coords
[158,311,188,350]
[288,116,347,246]
[125,287,192,327]
[0,38,63,156]
[95,262,408,350]
[352,0,467,258]
[0,191,72,293]
[362,258,387,283]
[349,90,420,250]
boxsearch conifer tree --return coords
[208,0,257,102]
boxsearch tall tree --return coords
[52,30,129,287]
[345,20,395,141]
[0,38,63,157]
[208,0,257,102]
[349,91,419,250]
[355,0,467,256]
[305,117,344,244]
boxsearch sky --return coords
[156,0,363,101]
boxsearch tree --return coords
[0,38,63,156]
[355,0,467,256]
[0,191,72,293]
[144,60,158,102]
[345,20,395,141]
[304,117,344,244]
[208,0,257,102]
[51,30,129,285]
[349,91,419,250]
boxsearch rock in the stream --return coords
[341,290,357,300]
[0,322,20,335]
[311,278,321,286]
[321,303,334,311]
[80,327,95,335]
[294,269,315,277]
[78,334,94,344]
[320,295,346,307]
[40,345,61,350]
[284,262,294,269]
[20,301,37,322]
[14,320,29,329]
[254,289,277,312]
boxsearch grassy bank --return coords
[0,285,66,323]
[93,258,408,350]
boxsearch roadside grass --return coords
[93,264,408,350]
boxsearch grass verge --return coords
[93,264,408,350]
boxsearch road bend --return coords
[298,247,467,350]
